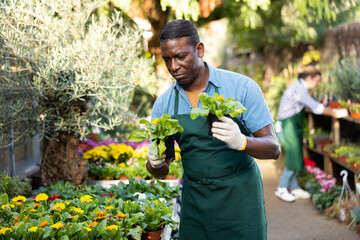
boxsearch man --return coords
[147,19,280,240]
[275,66,348,202]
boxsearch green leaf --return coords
[42,227,52,238]
[158,140,166,159]
[149,141,158,157]
[127,130,148,142]
[215,110,224,118]
[140,119,151,128]
[59,235,69,240]
[0,193,8,205]
[199,108,210,118]
[190,108,202,119]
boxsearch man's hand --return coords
[148,152,166,168]
[212,116,247,151]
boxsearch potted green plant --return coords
[127,114,184,159]
[349,104,360,119]
[190,93,247,136]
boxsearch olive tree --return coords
[0,0,156,185]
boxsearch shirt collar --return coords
[173,61,220,90]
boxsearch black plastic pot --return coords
[157,136,175,161]
[207,114,230,136]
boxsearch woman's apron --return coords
[172,87,267,240]
[281,109,304,170]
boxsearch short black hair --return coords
[160,19,200,47]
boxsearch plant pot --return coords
[164,137,175,161]
[118,176,129,180]
[356,223,360,236]
[143,229,163,240]
[350,110,360,119]
[207,114,228,136]
[329,101,340,109]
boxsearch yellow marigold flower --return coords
[151,118,159,124]
[83,227,92,232]
[1,204,15,210]
[50,222,64,230]
[119,162,126,168]
[15,202,24,207]
[39,221,48,227]
[153,200,159,205]
[12,196,26,203]
[88,222,98,227]
[53,203,66,210]
[65,201,70,205]
[71,207,84,214]
[28,226,38,232]
[219,95,224,101]
[30,209,36,212]
[80,195,93,203]
[105,206,114,210]
[35,193,48,202]
[0,227,12,235]
[104,225,118,231]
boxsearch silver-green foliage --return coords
[0,0,156,148]
[332,57,360,102]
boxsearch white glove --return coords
[332,108,348,118]
[212,116,247,151]
[148,151,166,168]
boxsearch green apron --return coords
[172,87,267,240]
[281,109,304,170]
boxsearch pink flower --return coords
[320,188,326,193]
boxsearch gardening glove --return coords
[212,116,247,151]
[332,108,348,118]
[148,151,166,169]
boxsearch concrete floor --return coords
[257,159,359,240]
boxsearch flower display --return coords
[0,179,179,239]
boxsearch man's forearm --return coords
[244,135,281,159]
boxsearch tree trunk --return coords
[41,132,87,186]
[262,43,308,92]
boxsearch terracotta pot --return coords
[118,176,129,180]
[329,101,340,109]
[350,110,360,119]
[165,174,177,180]
[143,229,163,240]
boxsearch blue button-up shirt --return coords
[152,63,274,135]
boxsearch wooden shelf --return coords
[331,157,360,175]
[304,146,324,156]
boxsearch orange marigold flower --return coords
[14,216,19,221]
[14,222,20,226]
[94,210,106,216]
[94,215,106,221]
[40,221,48,227]
[35,203,40,208]
[70,216,75,219]
[88,222,98,227]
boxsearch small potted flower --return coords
[349,103,360,119]
[127,114,183,160]
[190,93,247,136]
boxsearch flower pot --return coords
[118,176,129,180]
[350,110,360,119]
[329,101,340,109]
[143,229,163,240]
[207,114,230,136]
[164,137,175,161]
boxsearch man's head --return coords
[159,20,205,88]
[299,66,321,89]
[160,19,200,47]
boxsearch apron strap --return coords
[174,85,219,115]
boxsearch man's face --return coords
[160,37,203,86]
[307,74,321,89]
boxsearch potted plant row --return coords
[0,179,180,240]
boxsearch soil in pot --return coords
[164,137,175,161]
[207,114,231,136]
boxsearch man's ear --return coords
[196,42,204,58]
